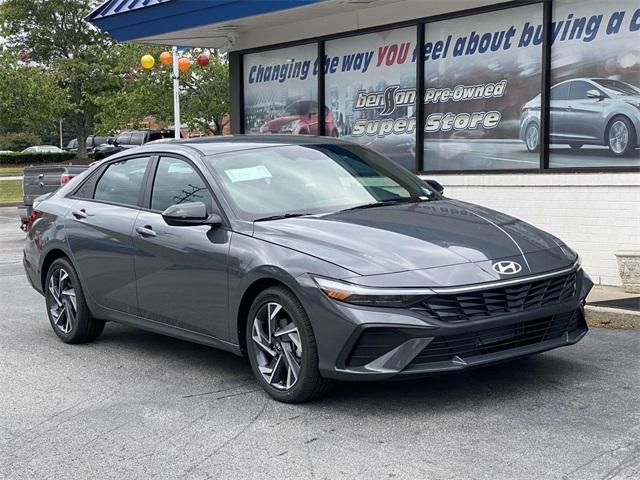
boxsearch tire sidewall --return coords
[45,257,90,343]
[525,123,540,153]
[607,116,636,157]
[246,287,318,402]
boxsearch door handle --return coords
[72,209,87,219]
[136,226,157,238]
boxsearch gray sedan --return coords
[520,78,640,157]
[23,136,592,402]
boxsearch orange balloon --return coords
[159,51,172,65]
[178,57,191,72]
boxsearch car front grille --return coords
[409,309,583,366]
[410,271,577,323]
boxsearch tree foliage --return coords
[0,0,231,155]
[0,53,66,136]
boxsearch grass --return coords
[0,166,25,177]
[0,179,22,204]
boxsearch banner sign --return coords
[243,1,640,170]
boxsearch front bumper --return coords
[300,267,592,381]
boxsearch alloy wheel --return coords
[251,302,302,390]
[609,120,629,155]
[526,124,539,151]
[48,268,76,334]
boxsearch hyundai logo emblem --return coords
[492,261,522,275]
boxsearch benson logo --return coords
[492,261,522,275]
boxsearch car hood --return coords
[252,199,575,279]
[262,116,303,130]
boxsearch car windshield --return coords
[593,79,640,96]
[285,102,312,115]
[204,143,436,221]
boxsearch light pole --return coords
[172,46,181,139]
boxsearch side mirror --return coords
[161,201,222,227]
[424,179,444,195]
[587,89,604,100]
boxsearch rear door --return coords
[66,155,152,315]
[133,155,230,339]
[549,82,571,142]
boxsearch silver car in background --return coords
[520,78,640,157]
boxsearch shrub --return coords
[0,132,42,152]
[0,152,76,165]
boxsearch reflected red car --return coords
[260,100,339,136]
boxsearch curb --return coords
[585,305,640,330]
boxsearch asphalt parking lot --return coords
[0,206,638,480]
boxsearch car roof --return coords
[138,135,354,156]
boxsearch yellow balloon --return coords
[140,54,155,69]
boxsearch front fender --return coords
[227,233,354,345]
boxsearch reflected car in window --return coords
[259,100,339,137]
[520,78,640,157]
[23,136,592,402]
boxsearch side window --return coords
[116,132,131,145]
[93,157,149,207]
[151,157,214,212]
[131,132,145,145]
[550,82,570,101]
[568,80,596,100]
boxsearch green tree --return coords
[182,52,230,135]
[0,52,66,139]
[1,0,124,158]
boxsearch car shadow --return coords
[96,322,589,409]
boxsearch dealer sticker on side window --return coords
[224,165,272,183]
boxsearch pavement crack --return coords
[182,399,268,479]
[182,381,255,398]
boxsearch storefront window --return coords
[325,27,417,171]
[423,4,543,171]
[549,0,640,167]
[243,44,318,135]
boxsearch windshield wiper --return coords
[339,197,429,213]
[254,213,314,222]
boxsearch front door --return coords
[133,156,230,339]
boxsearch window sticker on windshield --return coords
[225,165,272,183]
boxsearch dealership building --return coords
[89,0,639,286]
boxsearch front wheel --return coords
[246,286,330,403]
[607,117,636,157]
[525,123,540,153]
[45,257,105,343]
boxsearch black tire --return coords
[45,257,105,344]
[569,143,583,150]
[607,116,636,157]
[524,122,540,153]
[246,286,331,403]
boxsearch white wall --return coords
[421,173,640,286]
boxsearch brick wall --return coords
[421,173,640,286]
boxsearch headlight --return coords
[279,120,301,133]
[624,100,640,110]
[313,276,433,308]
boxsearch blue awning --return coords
[87,0,324,43]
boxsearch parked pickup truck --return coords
[17,164,89,231]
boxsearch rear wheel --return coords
[607,117,636,157]
[45,258,105,343]
[246,286,330,403]
[525,123,540,153]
